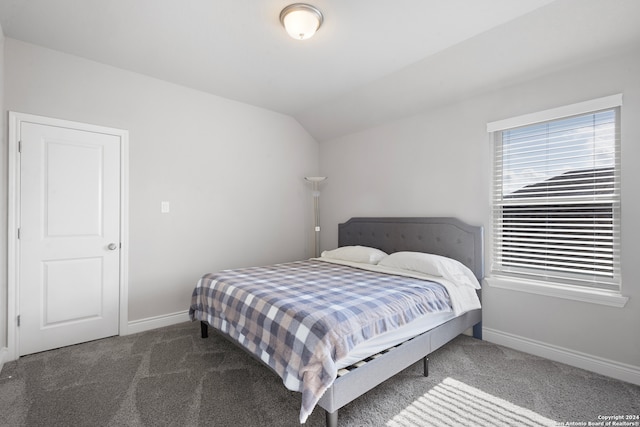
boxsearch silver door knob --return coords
[108,243,118,250]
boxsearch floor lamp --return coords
[305,176,326,258]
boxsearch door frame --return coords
[7,111,130,361]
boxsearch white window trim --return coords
[485,275,628,308]
[487,93,628,307]
[487,93,623,132]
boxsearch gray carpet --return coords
[1,322,638,426]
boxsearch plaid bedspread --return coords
[189,259,452,423]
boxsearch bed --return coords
[189,217,483,426]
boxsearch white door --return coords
[19,120,122,356]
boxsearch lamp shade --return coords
[304,176,327,183]
[280,4,323,40]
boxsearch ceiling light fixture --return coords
[280,3,323,40]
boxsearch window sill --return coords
[484,276,629,308]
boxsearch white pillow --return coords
[378,251,481,289]
[321,246,388,265]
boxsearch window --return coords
[488,95,621,292]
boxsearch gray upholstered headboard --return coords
[338,217,484,280]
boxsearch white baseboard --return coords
[125,310,191,335]
[0,312,190,367]
[0,347,8,373]
[483,328,640,386]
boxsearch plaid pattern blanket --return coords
[189,259,452,423]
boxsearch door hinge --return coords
[17,315,20,327]
[18,140,22,153]
[17,228,20,239]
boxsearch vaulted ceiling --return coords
[1,0,639,141]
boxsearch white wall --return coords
[320,46,640,379]
[3,39,319,330]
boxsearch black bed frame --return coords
[200,217,483,426]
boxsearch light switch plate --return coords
[161,201,170,213]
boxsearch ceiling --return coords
[1,0,639,141]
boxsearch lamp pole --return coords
[305,176,326,258]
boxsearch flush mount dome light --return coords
[280,3,323,40]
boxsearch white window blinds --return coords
[489,97,621,291]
